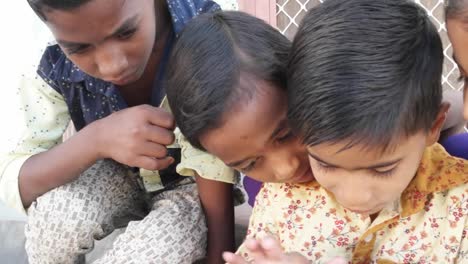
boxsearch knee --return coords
[25,203,103,262]
[26,190,106,243]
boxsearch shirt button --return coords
[364,234,373,243]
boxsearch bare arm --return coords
[196,175,235,264]
[19,105,176,208]
[19,123,101,207]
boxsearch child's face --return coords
[306,133,432,216]
[44,0,157,86]
[447,17,468,120]
[199,80,314,183]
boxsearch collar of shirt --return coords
[400,143,468,217]
[352,143,468,263]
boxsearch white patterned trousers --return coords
[25,159,206,264]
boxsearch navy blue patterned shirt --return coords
[36,0,221,131]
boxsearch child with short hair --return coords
[167,11,313,187]
[446,0,468,120]
[238,0,468,211]
[0,0,239,263]
[223,0,468,263]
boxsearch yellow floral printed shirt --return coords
[238,144,468,263]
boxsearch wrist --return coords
[82,121,106,160]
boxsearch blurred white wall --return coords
[0,2,52,142]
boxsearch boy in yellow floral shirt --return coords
[221,0,468,263]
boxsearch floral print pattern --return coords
[238,144,468,263]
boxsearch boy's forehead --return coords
[45,0,137,38]
[306,133,427,165]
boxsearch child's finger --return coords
[244,238,268,260]
[244,238,262,251]
[244,238,264,254]
[260,236,284,260]
[223,252,249,264]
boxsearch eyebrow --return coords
[269,118,289,141]
[307,152,403,170]
[226,118,288,167]
[226,158,250,168]
[57,14,140,49]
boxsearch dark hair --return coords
[167,11,290,150]
[287,0,444,151]
[445,0,468,18]
[27,0,92,21]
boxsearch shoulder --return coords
[36,45,85,91]
[37,45,66,77]
[174,128,237,183]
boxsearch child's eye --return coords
[240,160,257,172]
[316,161,336,172]
[276,130,294,143]
[67,45,91,55]
[371,167,397,178]
[309,156,336,172]
[117,28,138,40]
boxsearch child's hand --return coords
[92,105,175,170]
[223,236,347,264]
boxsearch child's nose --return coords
[336,182,373,209]
[95,47,129,80]
[271,152,300,182]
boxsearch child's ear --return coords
[426,102,450,146]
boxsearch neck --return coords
[119,0,172,106]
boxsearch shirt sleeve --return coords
[175,130,237,184]
[216,0,238,10]
[236,183,279,261]
[0,74,70,214]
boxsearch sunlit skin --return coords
[19,0,178,209]
[44,0,164,90]
[306,105,447,217]
[200,78,314,184]
[447,17,468,120]
[307,135,426,216]
[35,1,236,263]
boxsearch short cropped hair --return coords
[27,0,92,21]
[287,0,444,150]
